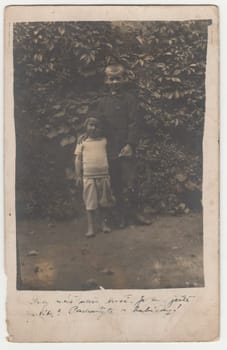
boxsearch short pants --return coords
[83,176,116,210]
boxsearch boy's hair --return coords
[83,117,101,130]
[77,117,104,144]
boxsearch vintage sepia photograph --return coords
[5,5,219,342]
[14,19,209,291]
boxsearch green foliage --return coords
[14,20,208,218]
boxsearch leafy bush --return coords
[14,20,209,219]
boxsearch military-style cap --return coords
[104,64,125,76]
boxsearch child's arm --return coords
[74,139,83,186]
[75,154,82,186]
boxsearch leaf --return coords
[106,56,112,64]
[34,54,43,62]
[116,39,123,45]
[128,70,136,79]
[33,29,41,36]
[85,56,91,65]
[156,63,166,68]
[46,129,59,139]
[172,77,181,83]
[80,54,88,61]
[175,173,187,182]
[173,69,181,75]
[153,92,161,99]
[167,92,173,99]
[90,53,96,62]
[139,59,144,67]
[72,117,79,122]
[136,35,144,45]
[76,105,88,114]
[48,63,54,70]
[58,26,65,35]
[48,43,54,51]
[144,55,154,62]
[58,125,70,134]
[60,136,76,147]
[184,180,197,191]
[175,90,180,99]
[54,111,65,118]
[52,105,61,110]
[79,69,96,77]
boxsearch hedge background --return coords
[13,20,209,219]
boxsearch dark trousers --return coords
[108,158,138,220]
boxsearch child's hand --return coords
[77,133,87,144]
[76,176,82,187]
[118,144,133,158]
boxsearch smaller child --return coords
[74,117,115,237]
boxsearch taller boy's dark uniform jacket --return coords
[97,89,139,213]
[97,90,138,159]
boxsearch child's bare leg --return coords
[85,210,96,237]
[100,208,111,234]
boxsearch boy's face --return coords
[104,65,126,91]
[105,73,124,91]
[86,119,101,138]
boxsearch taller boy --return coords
[97,64,151,227]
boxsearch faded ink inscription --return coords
[27,295,195,319]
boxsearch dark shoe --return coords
[119,221,127,229]
[118,215,127,229]
[112,209,127,229]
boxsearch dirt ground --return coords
[17,212,204,290]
